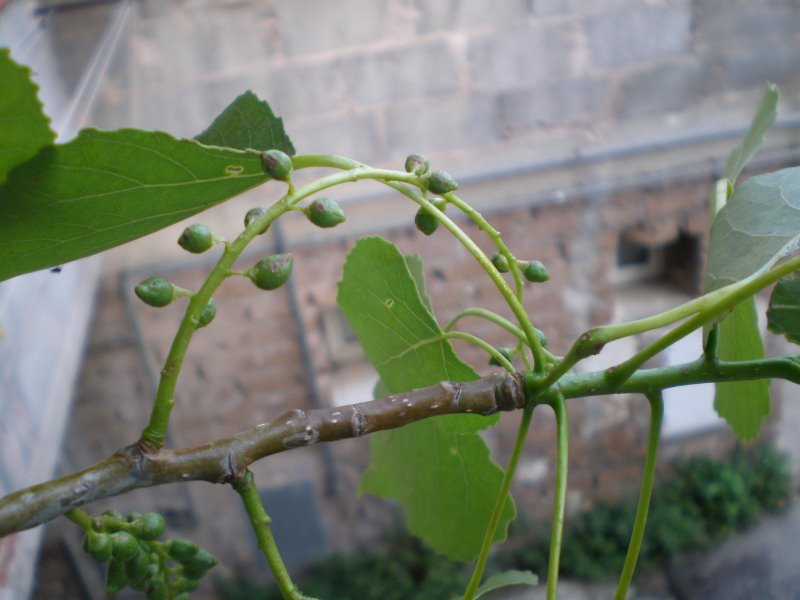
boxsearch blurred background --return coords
[1,0,800,598]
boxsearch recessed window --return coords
[612,229,699,293]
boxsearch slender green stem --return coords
[445,307,556,367]
[462,405,535,600]
[444,330,515,372]
[615,391,663,600]
[546,392,569,600]
[608,254,800,387]
[65,508,93,531]
[140,165,420,448]
[235,471,311,600]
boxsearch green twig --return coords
[65,508,93,531]
[234,470,312,600]
[444,330,516,372]
[546,392,569,600]
[615,391,663,600]
[462,405,535,600]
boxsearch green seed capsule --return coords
[175,576,202,592]
[414,208,438,236]
[135,277,175,308]
[404,153,430,176]
[244,207,268,233]
[126,550,152,589]
[103,508,124,520]
[126,512,143,523]
[248,254,294,290]
[426,169,458,195]
[84,531,114,561]
[491,253,510,273]
[135,513,166,541]
[165,538,199,562]
[306,197,346,228]
[523,260,550,283]
[536,327,549,349]
[260,149,293,180]
[146,578,167,600]
[197,298,216,328]
[489,347,513,367]
[105,559,129,595]
[111,531,140,562]
[181,548,218,571]
[178,224,214,254]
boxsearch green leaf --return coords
[0,129,269,281]
[724,83,778,183]
[195,91,295,155]
[714,298,771,441]
[0,48,56,184]
[404,253,434,313]
[704,167,800,293]
[337,236,515,561]
[767,276,800,344]
[472,570,538,599]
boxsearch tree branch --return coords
[0,372,524,537]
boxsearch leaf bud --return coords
[260,149,293,180]
[197,298,217,328]
[178,224,214,254]
[135,277,175,308]
[306,197,346,228]
[134,512,166,541]
[404,153,430,176]
[426,169,458,195]
[247,254,294,290]
[244,207,268,233]
[489,347,513,367]
[491,253,510,273]
[105,559,129,595]
[165,538,200,562]
[523,260,550,283]
[111,531,140,562]
[84,531,114,561]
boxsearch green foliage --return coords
[0,49,55,184]
[723,83,778,183]
[338,237,515,561]
[471,570,538,598]
[714,298,771,440]
[0,129,270,282]
[767,276,800,344]
[495,447,794,581]
[194,91,295,155]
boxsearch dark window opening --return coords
[615,229,700,294]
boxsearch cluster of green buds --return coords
[404,153,459,236]
[134,277,216,327]
[490,252,551,283]
[81,509,217,599]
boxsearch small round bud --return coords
[260,149,293,180]
[414,208,438,236]
[404,153,430,176]
[176,576,202,592]
[126,512,143,523]
[178,224,214,254]
[146,578,167,600]
[244,207,268,233]
[105,559,129,595]
[181,548,218,572]
[135,277,175,308]
[102,508,124,520]
[306,197,346,228]
[84,531,114,561]
[126,550,152,589]
[175,594,190,600]
[165,538,200,562]
[111,531,140,562]
[491,253,510,273]
[536,327,549,349]
[523,260,550,283]
[426,169,458,195]
[197,298,216,328]
[489,347,513,367]
[135,513,166,541]
[248,254,294,290]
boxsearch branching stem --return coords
[546,392,569,600]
